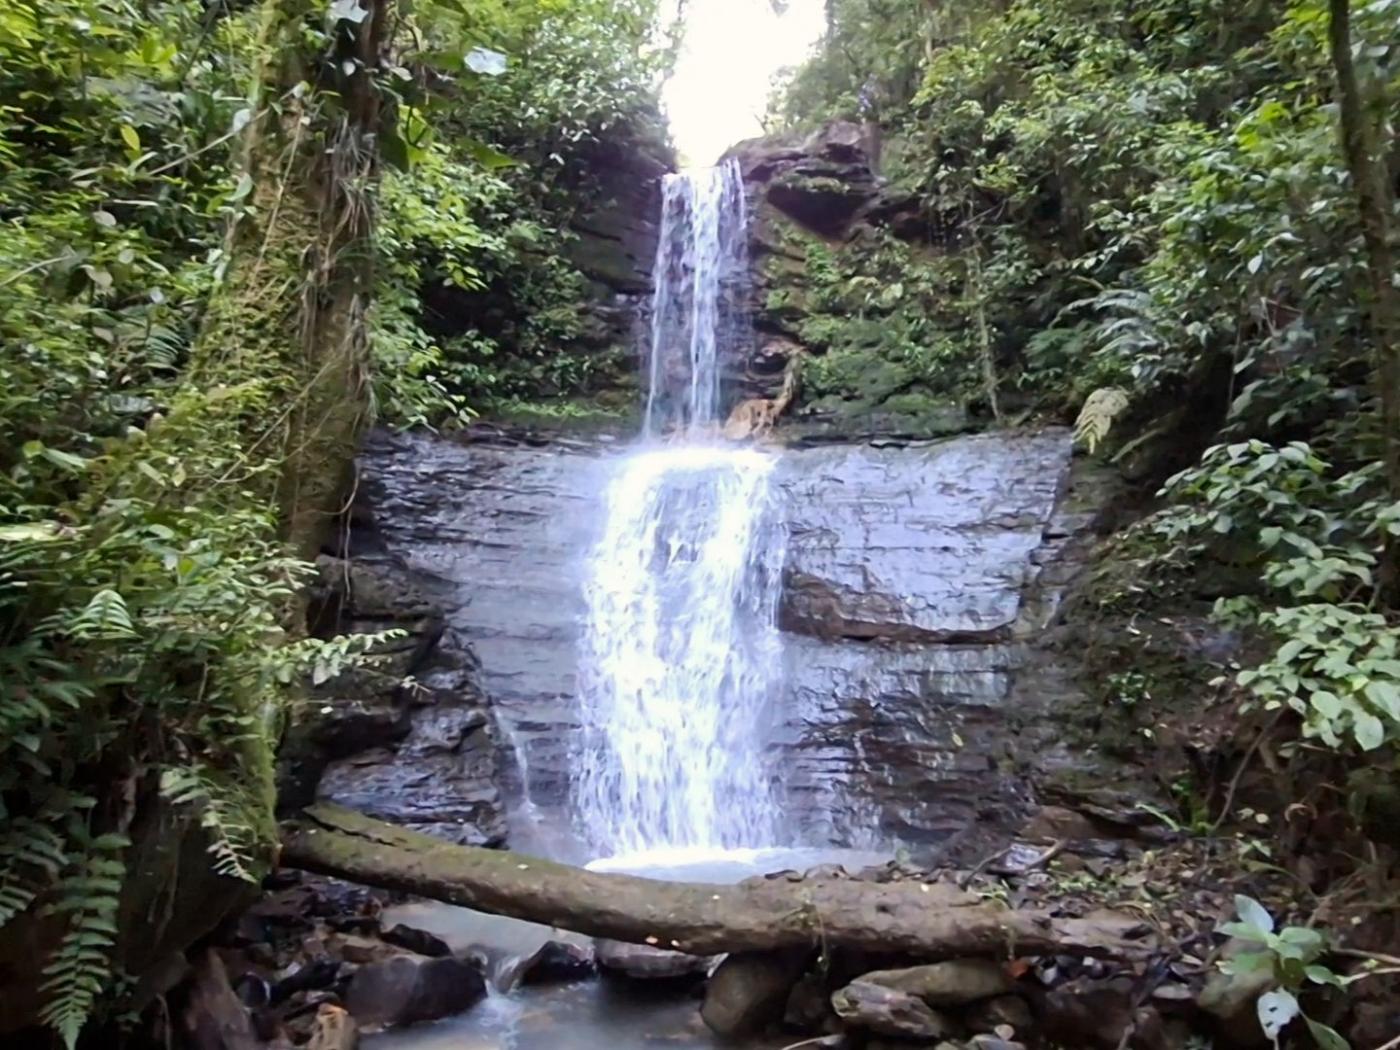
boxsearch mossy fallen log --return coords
[280,805,1151,960]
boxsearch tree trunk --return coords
[281,805,1152,960]
[190,0,386,561]
[1329,0,1400,576]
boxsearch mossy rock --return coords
[793,390,969,441]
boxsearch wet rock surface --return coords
[354,426,1116,855]
[832,979,956,1039]
[343,954,486,1029]
[701,949,810,1037]
[595,939,712,980]
[280,550,506,847]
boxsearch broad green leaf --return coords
[1304,964,1343,987]
[0,522,62,543]
[1309,691,1341,719]
[1235,895,1275,935]
[1352,712,1385,750]
[1363,680,1400,719]
[1304,1017,1350,1050]
[461,138,517,169]
[228,173,254,203]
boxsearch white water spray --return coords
[575,160,785,853]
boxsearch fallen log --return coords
[280,805,1150,960]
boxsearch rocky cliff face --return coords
[345,426,1141,861]
[723,122,980,441]
[420,133,673,414]
[280,534,507,847]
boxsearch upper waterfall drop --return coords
[643,158,750,436]
[574,161,786,855]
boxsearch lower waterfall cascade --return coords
[572,159,792,859]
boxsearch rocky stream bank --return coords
[178,809,1350,1050]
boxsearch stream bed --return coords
[365,847,886,1050]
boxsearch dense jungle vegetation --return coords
[770,0,1400,1038]
[1,0,1398,1044]
[0,0,667,1042]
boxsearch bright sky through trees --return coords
[662,0,826,165]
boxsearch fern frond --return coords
[38,839,127,1050]
[1074,386,1131,453]
[69,589,138,640]
[0,819,68,927]
[160,766,260,883]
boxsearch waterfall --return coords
[575,160,785,855]
[643,159,749,436]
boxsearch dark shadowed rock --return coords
[1037,980,1171,1050]
[182,950,261,1050]
[281,541,506,847]
[701,949,810,1037]
[964,995,1034,1036]
[832,979,955,1039]
[785,970,836,1031]
[595,938,711,979]
[344,954,486,1029]
[726,121,878,238]
[381,924,451,959]
[517,939,597,985]
[859,959,1013,1007]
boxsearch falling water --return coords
[643,159,750,436]
[575,160,785,854]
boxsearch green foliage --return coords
[1221,895,1352,1050]
[0,0,674,1040]
[1239,605,1400,751]
[1145,439,1400,754]
[772,0,1399,424]
[38,833,128,1050]
[366,0,671,420]
[783,230,985,408]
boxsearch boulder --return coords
[344,954,486,1029]
[381,924,451,959]
[701,949,810,1037]
[595,938,710,979]
[831,979,956,1039]
[329,933,406,966]
[516,939,597,986]
[860,959,1013,1007]
[727,121,878,238]
[181,950,262,1050]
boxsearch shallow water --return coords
[366,846,886,1050]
